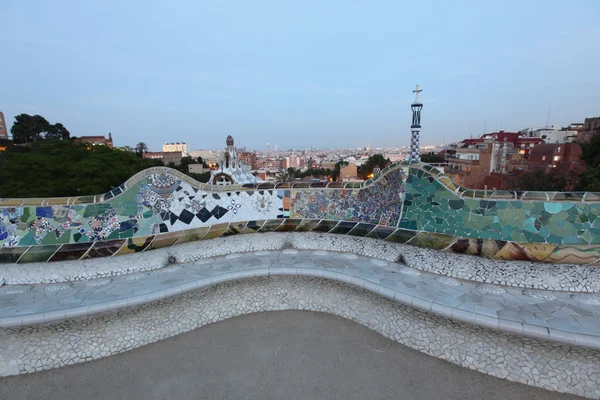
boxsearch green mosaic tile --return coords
[17,245,61,263]
[0,246,30,263]
[48,242,93,262]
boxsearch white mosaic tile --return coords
[523,289,557,301]
[340,253,359,260]
[157,265,183,274]
[225,253,243,260]
[1,277,598,398]
[399,267,422,276]
[84,278,111,288]
[478,284,507,295]
[43,284,71,292]
[0,286,31,295]
[370,259,389,267]
[435,276,462,286]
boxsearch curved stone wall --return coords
[1,162,600,265]
[1,277,598,398]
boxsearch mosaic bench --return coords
[1,162,600,265]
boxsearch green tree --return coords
[420,152,444,163]
[135,142,148,155]
[512,168,579,192]
[0,140,159,197]
[359,154,390,178]
[275,167,297,182]
[10,114,71,143]
[196,156,208,168]
[576,135,600,192]
[46,123,70,140]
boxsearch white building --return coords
[208,136,264,185]
[189,150,223,167]
[188,164,205,174]
[163,142,189,155]
[520,126,577,144]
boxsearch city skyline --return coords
[1,0,599,151]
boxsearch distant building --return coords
[188,164,205,174]
[340,164,358,181]
[143,151,183,166]
[446,131,546,189]
[283,156,303,170]
[320,161,337,171]
[239,151,258,170]
[255,158,283,170]
[520,126,578,143]
[208,136,263,185]
[528,143,584,174]
[75,133,114,148]
[583,117,600,132]
[189,150,222,168]
[162,142,189,155]
[577,117,600,144]
[0,112,8,139]
[384,154,405,162]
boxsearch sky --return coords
[1,0,599,151]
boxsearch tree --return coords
[512,168,579,192]
[196,156,208,168]
[359,154,390,178]
[275,167,297,182]
[46,123,70,140]
[11,114,49,143]
[178,156,196,172]
[581,134,600,168]
[420,152,444,163]
[135,142,148,155]
[0,140,160,197]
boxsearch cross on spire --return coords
[413,85,422,94]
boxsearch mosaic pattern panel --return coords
[401,167,600,246]
[0,173,286,248]
[1,164,600,264]
[290,169,405,226]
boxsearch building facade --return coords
[239,151,258,170]
[446,131,545,189]
[528,143,584,174]
[283,156,303,170]
[75,133,114,148]
[0,112,8,139]
[162,142,189,155]
[142,151,183,166]
[340,164,358,181]
[188,164,205,174]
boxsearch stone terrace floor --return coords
[1,250,599,349]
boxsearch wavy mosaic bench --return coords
[1,163,600,397]
[1,162,600,265]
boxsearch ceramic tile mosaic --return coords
[401,166,600,246]
[1,164,600,264]
[290,168,405,225]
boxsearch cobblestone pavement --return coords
[0,311,582,400]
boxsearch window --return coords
[553,156,561,161]
[555,147,561,152]
[542,156,546,161]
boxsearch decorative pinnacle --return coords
[412,85,422,105]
